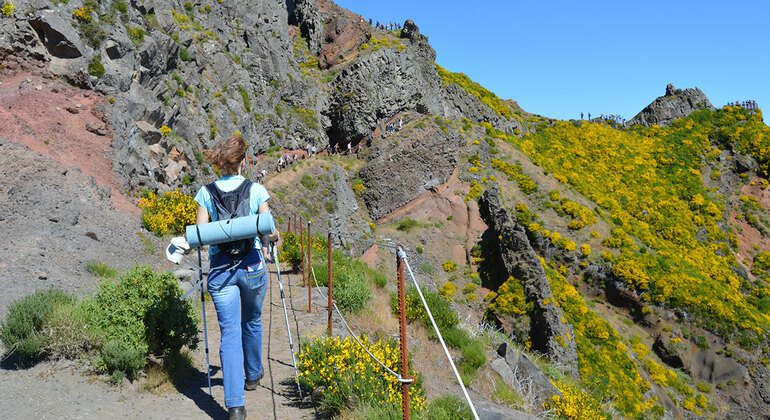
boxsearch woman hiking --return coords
[194,134,279,420]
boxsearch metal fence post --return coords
[300,216,305,287]
[397,246,410,420]
[307,220,313,313]
[327,230,333,336]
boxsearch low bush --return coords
[396,218,419,232]
[85,260,118,279]
[0,288,76,364]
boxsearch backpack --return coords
[205,179,254,259]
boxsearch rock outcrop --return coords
[629,83,715,127]
[359,116,462,219]
[479,187,578,373]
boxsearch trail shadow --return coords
[278,378,325,416]
[175,367,227,419]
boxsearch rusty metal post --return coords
[307,220,313,313]
[396,247,410,420]
[327,230,333,336]
[300,216,305,287]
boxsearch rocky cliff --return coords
[629,83,715,127]
[0,0,522,199]
[479,186,579,374]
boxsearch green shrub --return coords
[335,273,371,313]
[300,174,317,190]
[40,302,99,360]
[88,54,104,78]
[422,395,472,419]
[85,260,118,279]
[0,288,75,364]
[396,218,419,232]
[82,266,199,358]
[462,283,477,294]
[418,261,434,274]
[179,46,191,62]
[279,232,303,270]
[101,340,145,379]
[325,200,338,214]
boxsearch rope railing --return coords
[402,255,480,420]
[287,216,480,419]
[308,265,413,384]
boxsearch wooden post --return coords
[327,230,333,336]
[307,220,313,313]
[300,216,305,287]
[397,247,410,420]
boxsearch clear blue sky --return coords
[333,0,769,121]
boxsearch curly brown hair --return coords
[204,134,246,175]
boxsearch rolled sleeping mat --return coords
[186,211,276,248]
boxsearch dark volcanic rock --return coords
[29,12,86,58]
[479,187,578,373]
[287,0,323,55]
[401,19,425,42]
[359,120,462,219]
[629,83,715,127]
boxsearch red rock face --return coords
[319,13,371,70]
[0,70,137,214]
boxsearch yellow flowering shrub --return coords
[72,6,92,22]
[1,1,14,17]
[139,190,197,235]
[442,259,458,272]
[545,382,609,420]
[160,125,171,136]
[434,64,513,119]
[439,281,456,300]
[490,158,538,194]
[580,244,592,257]
[496,108,770,342]
[298,336,425,414]
[490,276,530,316]
[543,262,657,416]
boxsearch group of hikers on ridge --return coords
[728,100,758,109]
[360,15,402,31]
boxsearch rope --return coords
[309,266,412,384]
[328,230,399,250]
[402,254,480,420]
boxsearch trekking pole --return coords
[272,245,303,398]
[198,248,213,399]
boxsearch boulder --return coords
[479,187,579,374]
[474,399,540,420]
[629,83,715,127]
[29,12,86,58]
[401,19,426,42]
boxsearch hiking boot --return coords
[228,406,246,420]
[244,374,263,391]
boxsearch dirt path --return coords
[190,262,322,419]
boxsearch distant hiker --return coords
[368,133,373,147]
[326,144,331,155]
[588,112,591,120]
[398,118,403,130]
[261,169,267,182]
[347,141,352,154]
[311,144,317,156]
[334,143,340,154]
[580,112,584,120]
[195,134,280,420]
[369,18,372,25]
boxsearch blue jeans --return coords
[207,249,267,408]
